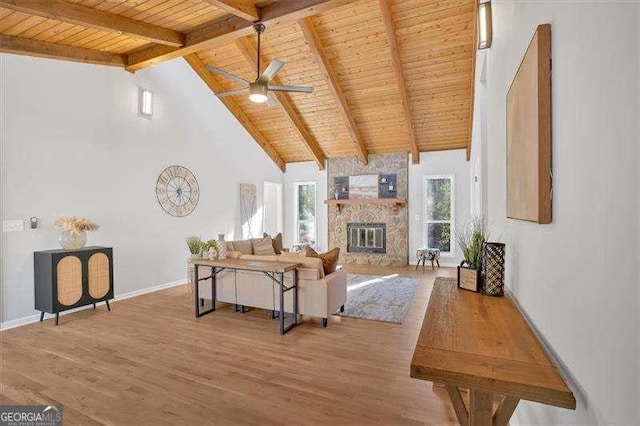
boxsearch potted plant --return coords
[186,236,203,259]
[203,239,218,259]
[456,218,487,292]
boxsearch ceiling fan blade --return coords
[268,85,314,94]
[215,87,249,98]
[266,93,279,107]
[258,60,285,83]
[205,65,249,85]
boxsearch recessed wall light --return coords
[478,1,493,50]
[139,88,153,117]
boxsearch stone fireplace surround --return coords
[327,153,409,266]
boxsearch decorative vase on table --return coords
[59,230,87,250]
[208,247,218,260]
[482,242,506,296]
[217,234,227,259]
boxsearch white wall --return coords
[283,161,327,252]
[484,1,640,423]
[0,54,282,326]
[409,150,471,266]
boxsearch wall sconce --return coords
[139,88,153,117]
[478,1,493,49]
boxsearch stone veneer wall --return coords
[327,153,409,266]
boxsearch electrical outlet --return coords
[3,220,25,232]
[415,214,421,222]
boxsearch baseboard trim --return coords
[0,278,187,331]
[505,287,583,409]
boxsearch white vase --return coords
[217,234,227,259]
[59,230,87,250]
[208,247,218,260]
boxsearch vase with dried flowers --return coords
[54,216,100,250]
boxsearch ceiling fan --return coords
[206,23,314,104]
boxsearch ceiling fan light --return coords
[249,83,268,103]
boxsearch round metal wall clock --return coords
[156,165,199,217]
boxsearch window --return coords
[293,182,316,246]
[424,175,454,254]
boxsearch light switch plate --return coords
[3,220,25,232]
[415,214,421,222]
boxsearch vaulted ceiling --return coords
[0,0,477,171]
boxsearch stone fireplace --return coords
[328,153,408,266]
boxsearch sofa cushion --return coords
[304,247,340,276]
[278,252,324,278]
[230,239,253,255]
[252,236,276,255]
[263,232,284,254]
[297,267,322,280]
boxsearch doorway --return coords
[263,181,283,236]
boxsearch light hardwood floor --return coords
[0,265,458,425]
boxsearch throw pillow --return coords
[304,247,340,276]
[263,232,284,254]
[232,239,253,255]
[252,236,276,255]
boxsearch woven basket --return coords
[482,242,505,296]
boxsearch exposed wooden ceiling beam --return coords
[379,0,419,165]
[0,34,126,67]
[298,17,368,165]
[235,36,326,170]
[0,0,184,47]
[466,0,478,161]
[184,53,286,172]
[126,0,356,72]
[202,0,260,22]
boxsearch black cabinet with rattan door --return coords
[34,246,113,325]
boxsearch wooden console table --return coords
[191,258,300,335]
[411,279,575,425]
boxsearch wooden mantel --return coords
[325,198,407,214]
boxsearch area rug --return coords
[336,274,420,324]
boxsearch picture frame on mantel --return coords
[506,23,552,224]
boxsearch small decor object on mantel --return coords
[456,218,487,292]
[54,216,99,250]
[482,242,506,296]
[185,236,203,259]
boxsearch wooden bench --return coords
[410,278,575,425]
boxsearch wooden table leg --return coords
[469,389,493,426]
[493,396,519,426]
[445,385,469,425]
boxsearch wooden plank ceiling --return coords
[0,0,477,170]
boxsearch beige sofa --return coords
[197,252,347,327]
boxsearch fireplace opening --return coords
[347,223,386,254]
